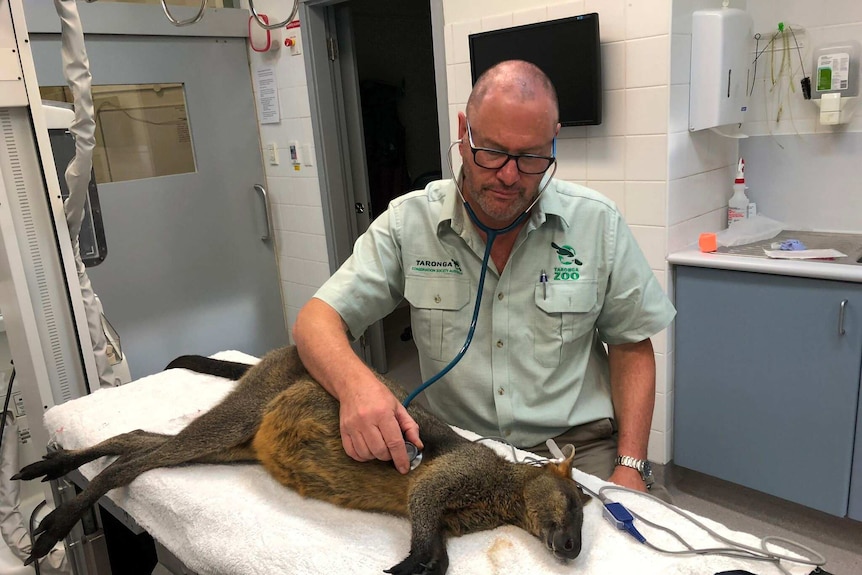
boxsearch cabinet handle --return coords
[838,299,848,336]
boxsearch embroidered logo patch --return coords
[551,242,583,281]
[411,258,463,275]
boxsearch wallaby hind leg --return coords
[13,430,171,483]
[26,414,265,564]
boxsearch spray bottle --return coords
[727,158,750,226]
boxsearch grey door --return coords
[31,34,286,379]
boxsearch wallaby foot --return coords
[384,542,448,575]
[12,450,79,482]
[13,430,170,483]
[25,500,89,566]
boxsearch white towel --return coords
[41,351,812,575]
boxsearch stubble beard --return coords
[462,166,538,226]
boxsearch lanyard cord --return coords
[401,203,527,408]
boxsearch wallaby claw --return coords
[385,553,446,575]
[12,450,71,482]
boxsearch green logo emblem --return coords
[552,242,583,266]
[551,242,583,281]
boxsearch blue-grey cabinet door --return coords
[31,35,287,379]
[850,369,862,520]
[674,266,862,516]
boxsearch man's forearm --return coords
[607,338,656,459]
[292,297,374,401]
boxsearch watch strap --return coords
[614,455,654,488]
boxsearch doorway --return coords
[302,0,448,386]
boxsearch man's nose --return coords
[496,156,521,185]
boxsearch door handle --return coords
[838,299,848,336]
[254,184,271,241]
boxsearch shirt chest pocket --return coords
[405,277,472,361]
[533,281,599,367]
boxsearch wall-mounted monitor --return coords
[469,14,602,127]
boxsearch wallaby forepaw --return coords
[384,552,448,575]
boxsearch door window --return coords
[40,83,196,183]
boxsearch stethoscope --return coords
[400,139,556,468]
[402,139,557,409]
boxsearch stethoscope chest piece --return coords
[405,441,423,471]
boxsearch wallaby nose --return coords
[554,533,581,559]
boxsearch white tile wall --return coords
[589,89,626,137]
[626,36,670,88]
[548,1,586,20]
[245,19,331,342]
[625,181,667,226]
[626,135,668,180]
[512,6,548,26]
[626,0,670,40]
[586,137,626,180]
[586,0,626,43]
[626,87,669,135]
[601,42,627,90]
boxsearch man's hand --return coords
[608,465,648,493]
[338,375,423,475]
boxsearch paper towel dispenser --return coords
[689,7,753,132]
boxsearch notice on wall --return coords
[254,66,281,124]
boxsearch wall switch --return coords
[267,142,279,165]
[285,35,302,56]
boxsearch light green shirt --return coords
[315,178,675,448]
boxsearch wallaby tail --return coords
[164,355,252,380]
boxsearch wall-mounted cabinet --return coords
[674,266,862,518]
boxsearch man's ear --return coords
[457,111,467,143]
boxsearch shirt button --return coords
[497,292,504,300]
[434,294,441,303]
[496,340,503,348]
[498,387,505,395]
[503,429,511,437]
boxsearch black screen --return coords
[469,14,602,127]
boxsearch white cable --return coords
[53,0,117,389]
[480,435,827,574]
[597,484,827,574]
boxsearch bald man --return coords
[293,60,675,493]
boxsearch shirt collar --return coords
[436,174,571,238]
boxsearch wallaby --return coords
[14,346,587,574]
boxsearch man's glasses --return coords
[466,120,556,175]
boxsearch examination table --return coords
[38,352,813,575]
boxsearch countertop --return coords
[668,230,862,284]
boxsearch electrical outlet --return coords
[267,142,279,165]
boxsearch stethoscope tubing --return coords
[401,142,556,408]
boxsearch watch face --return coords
[642,461,653,476]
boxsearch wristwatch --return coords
[614,455,654,489]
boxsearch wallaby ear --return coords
[547,444,575,479]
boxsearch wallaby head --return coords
[521,447,587,562]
